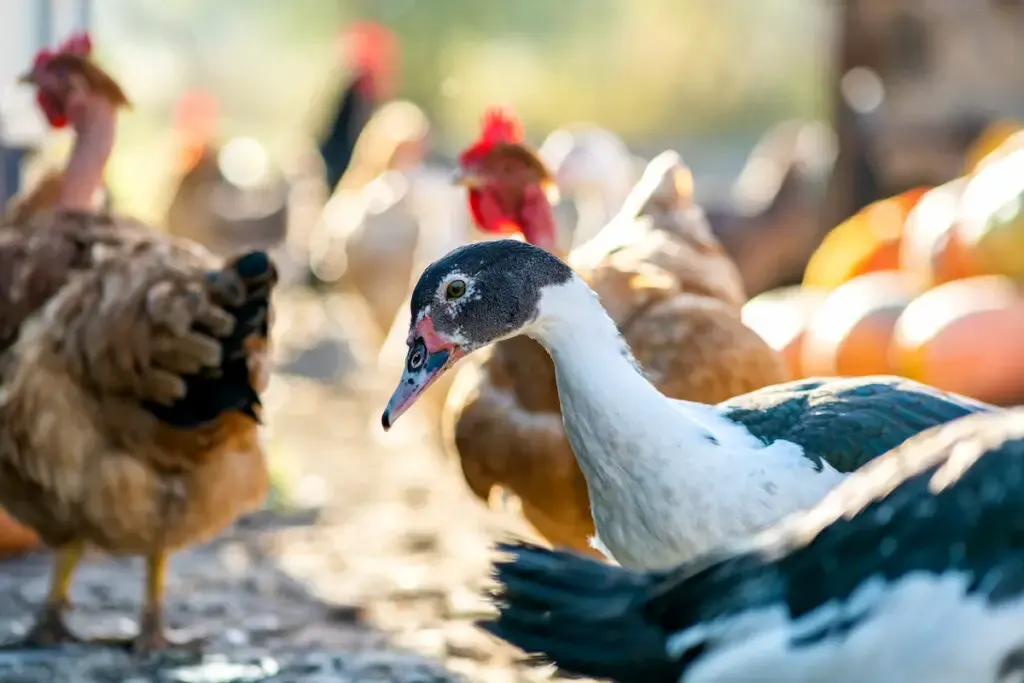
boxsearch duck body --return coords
[483,408,1024,683]
[384,239,992,571]
[533,276,991,569]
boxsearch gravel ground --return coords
[0,284,555,683]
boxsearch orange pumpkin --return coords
[957,141,1024,281]
[899,177,978,287]
[801,271,921,378]
[803,187,929,290]
[892,275,1024,405]
[0,509,39,557]
[741,286,829,379]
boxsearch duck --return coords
[382,239,992,570]
[438,108,790,557]
[480,407,1024,683]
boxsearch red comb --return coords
[33,31,92,70]
[459,106,525,165]
[481,107,524,145]
[341,22,397,75]
[30,31,94,129]
[60,32,93,56]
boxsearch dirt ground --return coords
[0,281,558,683]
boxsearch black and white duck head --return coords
[381,239,576,429]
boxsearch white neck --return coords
[527,276,713,458]
[524,277,717,567]
[523,276,843,570]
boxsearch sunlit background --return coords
[3,1,1024,680]
[2,0,830,222]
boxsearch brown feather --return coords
[0,211,271,556]
[47,53,132,110]
[3,171,66,226]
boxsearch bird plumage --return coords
[482,408,1024,683]
[716,375,992,473]
[0,32,278,651]
[388,239,992,571]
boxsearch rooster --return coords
[317,22,400,193]
[441,108,788,555]
[0,33,277,652]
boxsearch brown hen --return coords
[443,111,789,555]
[0,33,278,652]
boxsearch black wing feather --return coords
[483,410,1024,681]
[720,376,994,472]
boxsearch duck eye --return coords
[445,279,467,300]
[408,341,426,371]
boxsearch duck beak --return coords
[451,166,483,188]
[381,316,466,430]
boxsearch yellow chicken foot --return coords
[1,542,85,648]
[129,551,203,653]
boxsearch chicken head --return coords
[19,31,130,131]
[454,107,559,252]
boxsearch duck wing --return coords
[714,375,993,472]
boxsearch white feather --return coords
[522,276,845,571]
[674,571,1024,683]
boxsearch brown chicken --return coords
[164,92,291,259]
[443,109,789,555]
[0,33,277,652]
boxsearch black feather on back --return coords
[719,376,994,472]
[144,251,273,429]
[641,409,1024,644]
[483,410,1024,682]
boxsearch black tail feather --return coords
[479,542,682,683]
[145,250,276,428]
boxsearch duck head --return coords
[381,240,573,430]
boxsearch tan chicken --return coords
[308,100,445,334]
[442,109,789,555]
[0,33,277,652]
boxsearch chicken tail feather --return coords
[143,250,276,429]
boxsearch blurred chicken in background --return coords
[0,30,278,651]
[537,124,641,254]
[704,119,836,296]
[308,100,471,336]
[164,90,292,259]
[316,22,400,195]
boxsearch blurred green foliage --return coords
[91,0,830,220]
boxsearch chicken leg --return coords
[5,541,86,647]
[130,551,203,653]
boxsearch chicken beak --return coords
[17,71,35,85]
[452,166,484,188]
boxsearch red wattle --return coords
[469,189,521,236]
[37,91,68,128]
[519,184,557,251]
